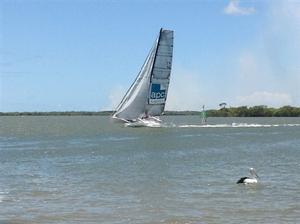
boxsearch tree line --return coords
[165,105,300,117]
[0,111,113,116]
[207,106,300,117]
[1,106,300,117]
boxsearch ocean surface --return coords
[1,116,300,224]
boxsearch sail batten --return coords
[112,29,173,122]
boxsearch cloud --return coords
[229,1,300,107]
[235,52,273,90]
[232,51,297,107]
[102,84,127,111]
[224,0,255,15]
[166,68,207,111]
[235,91,292,107]
[238,53,259,79]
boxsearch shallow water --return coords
[0,116,300,223]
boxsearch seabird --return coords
[237,168,259,184]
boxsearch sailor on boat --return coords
[236,168,259,184]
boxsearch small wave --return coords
[67,136,139,146]
[0,191,9,203]
[104,136,139,142]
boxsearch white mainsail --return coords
[112,28,174,122]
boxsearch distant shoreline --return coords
[0,111,113,116]
[1,106,300,117]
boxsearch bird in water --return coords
[237,168,259,184]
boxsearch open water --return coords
[0,116,300,224]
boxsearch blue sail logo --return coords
[150,83,166,99]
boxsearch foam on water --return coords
[123,122,300,128]
[176,123,300,128]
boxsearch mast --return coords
[147,28,163,107]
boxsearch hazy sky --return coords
[1,0,300,112]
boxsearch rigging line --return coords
[113,40,156,114]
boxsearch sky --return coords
[1,0,300,112]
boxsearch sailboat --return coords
[112,28,174,127]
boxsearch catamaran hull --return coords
[113,115,162,127]
[124,118,162,128]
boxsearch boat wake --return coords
[123,121,300,128]
[176,123,300,128]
